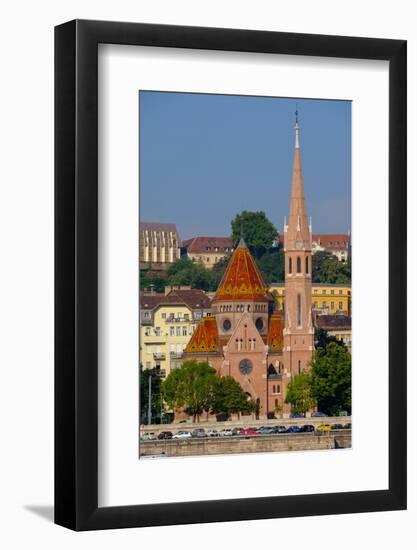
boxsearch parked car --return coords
[290,412,305,418]
[257,426,276,435]
[311,411,328,417]
[172,431,192,439]
[300,424,315,433]
[232,427,241,436]
[286,426,302,433]
[219,428,234,437]
[157,431,173,440]
[343,423,352,430]
[141,431,157,441]
[274,425,288,434]
[207,429,220,437]
[331,424,344,430]
[191,428,206,438]
[239,428,258,436]
[316,424,331,431]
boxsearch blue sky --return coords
[139,92,351,241]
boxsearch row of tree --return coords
[140,361,256,424]
[140,210,350,293]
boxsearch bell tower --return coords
[283,111,314,379]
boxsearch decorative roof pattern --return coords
[184,316,219,353]
[267,313,284,352]
[213,240,269,302]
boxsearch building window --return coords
[339,302,343,310]
[323,290,327,295]
[297,294,301,326]
[145,361,151,369]
[146,345,152,354]
[314,289,318,295]
[182,326,187,336]
[143,311,151,320]
[339,290,343,295]
[288,257,292,274]
[277,385,281,394]
[145,327,151,336]
[331,290,334,295]
[161,313,166,319]
[305,256,309,274]
[155,327,161,336]
[298,360,301,373]
[322,301,326,309]
[331,301,334,310]
[314,301,318,308]
[275,398,279,407]
[297,256,301,273]
[176,327,181,336]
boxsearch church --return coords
[183,115,314,418]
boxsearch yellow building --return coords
[181,236,234,270]
[140,286,212,377]
[270,282,351,315]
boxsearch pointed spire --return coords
[285,111,311,251]
[295,107,300,149]
[237,219,246,248]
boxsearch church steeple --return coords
[284,110,311,252]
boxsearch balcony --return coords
[170,351,183,359]
[165,317,191,323]
[153,352,166,361]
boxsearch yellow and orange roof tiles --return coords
[213,239,269,303]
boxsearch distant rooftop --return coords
[140,222,178,233]
[182,236,234,253]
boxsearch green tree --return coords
[166,257,218,291]
[311,341,351,415]
[231,211,277,258]
[211,376,254,418]
[140,272,168,293]
[285,371,315,415]
[312,250,351,284]
[315,328,346,350]
[162,360,217,422]
[255,248,285,284]
[140,366,164,424]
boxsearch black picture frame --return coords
[55,19,407,531]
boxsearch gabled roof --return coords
[182,236,233,253]
[267,313,284,352]
[213,239,269,302]
[315,314,351,330]
[184,316,219,353]
[140,289,211,310]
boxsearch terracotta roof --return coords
[267,313,284,352]
[140,222,178,233]
[182,236,233,253]
[213,239,269,302]
[315,314,351,330]
[278,233,349,251]
[140,289,211,310]
[184,316,219,353]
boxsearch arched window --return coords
[297,293,301,326]
[298,360,301,374]
[297,256,301,273]
[288,257,292,274]
[305,256,309,274]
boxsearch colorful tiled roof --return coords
[184,316,219,353]
[213,239,269,302]
[267,313,284,352]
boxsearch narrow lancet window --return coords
[297,256,301,273]
[297,293,302,327]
